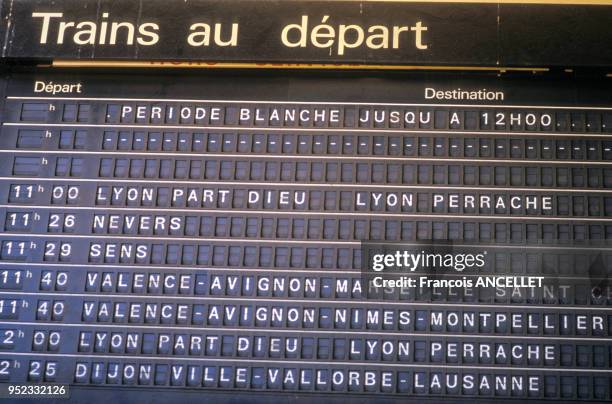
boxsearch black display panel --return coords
[1,0,612,68]
[0,70,610,403]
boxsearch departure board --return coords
[0,71,610,403]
